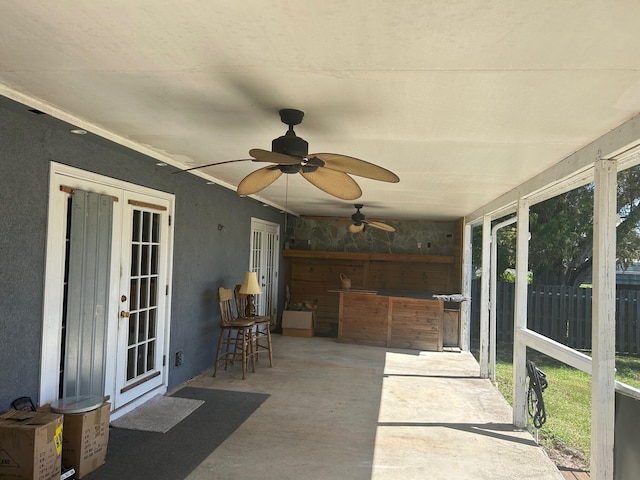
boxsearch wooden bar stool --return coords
[213,287,256,379]
[235,284,273,367]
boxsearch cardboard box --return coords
[282,310,314,337]
[60,402,110,479]
[0,410,63,480]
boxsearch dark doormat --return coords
[84,387,269,480]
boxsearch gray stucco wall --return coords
[0,96,285,411]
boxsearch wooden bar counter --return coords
[337,290,444,351]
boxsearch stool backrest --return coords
[218,287,237,327]
[234,284,249,317]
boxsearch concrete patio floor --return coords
[182,334,564,480]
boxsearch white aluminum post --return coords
[479,215,492,378]
[591,158,616,480]
[513,198,530,429]
[460,222,473,351]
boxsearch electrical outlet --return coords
[417,242,422,248]
[175,351,183,366]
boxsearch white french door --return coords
[114,192,171,407]
[41,163,174,411]
[249,218,280,320]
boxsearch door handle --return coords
[120,310,130,318]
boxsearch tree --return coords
[473,167,640,287]
[529,186,594,286]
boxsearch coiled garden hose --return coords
[526,359,548,429]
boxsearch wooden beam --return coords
[479,215,491,378]
[513,198,529,429]
[591,159,616,480]
[519,328,592,374]
[282,249,454,264]
[460,222,473,351]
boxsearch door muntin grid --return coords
[126,209,160,381]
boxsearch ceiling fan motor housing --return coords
[273,108,309,158]
[272,132,308,158]
[352,211,365,224]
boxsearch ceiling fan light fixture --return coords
[348,223,365,233]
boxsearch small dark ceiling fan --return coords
[348,204,396,233]
[176,109,399,200]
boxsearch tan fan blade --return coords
[348,223,365,233]
[366,220,396,232]
[299,168,362,200]
[249,148,301,165]
[309,153,399,183]
[237,166,283,195]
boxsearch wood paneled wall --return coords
[283,250,462,332]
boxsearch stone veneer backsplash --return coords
[285,216,457,255]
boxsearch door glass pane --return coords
[138,311,148,341]
[141,245,150,275]
[147,340,156,370]
[125,206,161,384]
[137,344,146,374]
[140,278,148,309]
[142,211,151,242]
[130,244,139,276]
[151,245,159,275]
[132,210,141,241]
[152,213,159,242]
[128,313,138,345]
[150,278,157,307]
[127,347,136,380]
[129,279,139,310]
[149,309,156,338]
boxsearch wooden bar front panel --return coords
[338,292,444,351]
[389,297,443,351]
[339,292,389,347]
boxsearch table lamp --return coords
[239,271,262,316]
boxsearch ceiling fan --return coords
[348,204,396,233]
[176,109,399,200]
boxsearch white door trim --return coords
[40,162,175,411]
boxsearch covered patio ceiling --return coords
[2,2,640,221]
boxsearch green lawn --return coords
[476,343,640,469]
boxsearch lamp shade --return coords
[239,271,262,295]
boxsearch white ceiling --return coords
[2,1,640,221]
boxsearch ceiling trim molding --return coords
[0,83,299,216]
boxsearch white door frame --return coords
[40,162,174,416]
[249,218,280,319]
